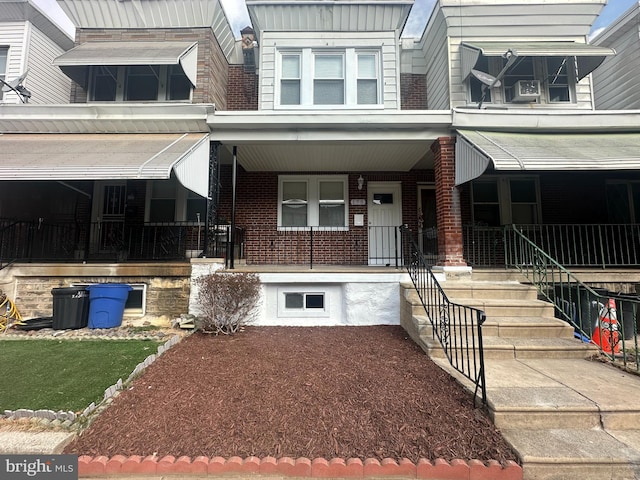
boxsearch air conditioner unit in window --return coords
[512,80,540,102]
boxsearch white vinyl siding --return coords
[0,21,71,105]
[0,22,26,104]
[24,25,72,104]
[421,0,604,109]
[259,31,399,110]
[593,23,640,109]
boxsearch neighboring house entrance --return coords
[367,182,402,266]
[91,181,127,254]
[418,186,438,265]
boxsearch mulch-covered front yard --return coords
[64,326,517,464]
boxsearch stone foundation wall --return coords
[4,263,193,323]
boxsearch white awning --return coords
[53,41,198,88]
[460,41,615,82]
[0,133,210,197]
[455,130,640,185]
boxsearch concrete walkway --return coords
[433,356,640,480]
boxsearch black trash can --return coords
[610,293,639,341]
[553,284,608,337]
[51,286,90,330]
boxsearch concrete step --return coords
[502,428,640,480]
[419,328,595,360]
[447,297,556,318]
[482,316,575,339]
[442,281,539,301]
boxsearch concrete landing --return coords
[0,431,76,454]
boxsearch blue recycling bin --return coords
[87,283,132,329]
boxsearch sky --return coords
[32,0,639,41]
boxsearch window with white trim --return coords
[469,55,574,105]
[146,177,206,223]
[606,181,640,223]
[471,177,541,226]
[0,47,8,101]
[279,176,348,228]
[277,49,380,107]
[89,65,191,102]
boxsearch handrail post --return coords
[310,226,313,270]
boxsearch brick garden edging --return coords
[78,455,522,479]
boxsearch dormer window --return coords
[460,41,615,107]
[277,48,381,108]
[87,65,191,102]
[54,41,197,103]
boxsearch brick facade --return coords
[71,28,229,107]
[215,166,433,265]
[433,137,466,266]
[400,73,428,110]
[227,65,259,110]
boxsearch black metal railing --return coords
[0,220,245,266]
[506,225,640,372]
[247,226,403,268]
[465,223,640,268]
[401,226,487,406]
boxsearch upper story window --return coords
[279,175,348,228]
[89,65,191,102]
[502,57,572,104]
[468,55,574,106]
[0,47,8,101]
[277,49,380,108]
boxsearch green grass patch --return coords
[0,339,160,412]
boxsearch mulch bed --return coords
[64,326,517,464]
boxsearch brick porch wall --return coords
[70,28,229,107]
[433,137,466,266]
[216,167,433,265]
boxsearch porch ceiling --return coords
[455,129,640,185]
[210,110,451,171]
[0,132,210,197]
[223,141,434,171]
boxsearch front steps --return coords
[401,277,640,480]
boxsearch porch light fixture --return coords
[357,175,364,190]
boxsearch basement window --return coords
[277,287,330,318]
[285,292,325,310]
[72,283,146,316]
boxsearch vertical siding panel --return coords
[24,24,72,104]
[593,24,640,109]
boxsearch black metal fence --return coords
[0,220,245,268]
[401,226,487,406]
[506,225,640,372]
[246,226,404,268]
[465,223,640,268]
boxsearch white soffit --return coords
[455,129,640,185]
[53,41,199,88]
[227,141,431,172]
[0,133,210,197]
[460,41,615,81]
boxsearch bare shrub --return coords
[195,271,261,335]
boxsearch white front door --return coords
[367,182,402,266]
